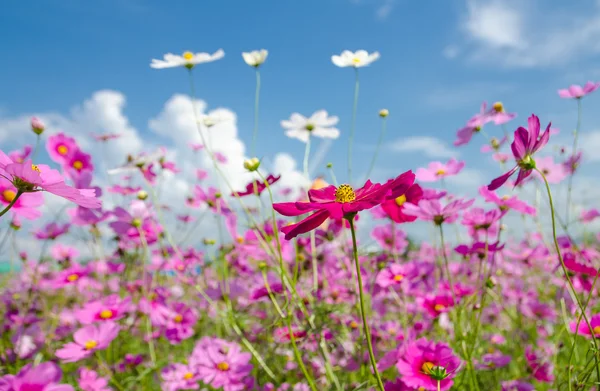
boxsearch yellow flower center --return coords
[57,145,68,155]
[236,236,244,244]
[84,340,98,350]
[421,361,435,374]
[174,314,183,323]
[418,388,426,391]
[183,372,193,380]
[493,101,504,112]
[395,194,407,207]
[217,362,230,371]
[349,320,359,329]
[66,274,79,282]
[305,123,315,131]
[436,169,446,176]
[31,164,40,172]
[352,57,361,64]
[183,51,194,60]
[72,160,83,170]
[99,309,114,319]
[2,189,16,203]
[393,274,404,282]
[335,184,356,203]
[593,326,600,335]
[434,304,446,312]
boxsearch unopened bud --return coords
[137,190,148,200]
[379,109,389,118]
[31,117,45,135]
[203,238,216,245]
[258,261,267,270]
[326,162,333,168]
[243,157,260,172]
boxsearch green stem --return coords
[348,68,359,184]
[536,167,600,382]
[0,190,23,218]
[348,216,385,391]
[365,117,386,181]
[303,135,311,180]
[31,135,41,161]
[251,68,261,157]
[566,98,582,225]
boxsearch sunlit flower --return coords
[55,322,120,363]
[150,49,225,69]
[0,362,74,391]
[331,50,380,68]
[415,159,465,182]
[558,81,600,99]
[242,49,268,67]
[281,110,340,143]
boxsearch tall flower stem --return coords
[348,216,385,391]
[0,190,23,219]
[347,68,360,183]
[251,68,261,157]
[536,167,600,381]
[565,98,582,224]
[303,135,311,180]
[365,116,387,181]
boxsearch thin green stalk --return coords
[310,231,318,293]
[31,135,41,161]
[0,190,23,218]
[303,135,311,179]
[536,167,600,382]
[365,116,386,180]
[566,98,582,224]
[348,68,360,183]
[136,227,157,368]
[285,312,318,391]
[348,216,385,391]
[261,269,286,319]
[328,164,339,186]
[251,68,261,157]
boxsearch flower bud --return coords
[379,109,389,118]
[137,190,148,200]
[203,238,216,245]
[31,117,45,135]
[243,157,260,172]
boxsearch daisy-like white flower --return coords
[281,110,340,143]
[242,49,268,67]
[150,49,224,69]
[331,50,380,68]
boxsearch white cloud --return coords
[579,130,600,162]
[455,0,600,68]
[389,136,459,158]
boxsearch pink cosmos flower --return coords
[563,151,582,175]
[8,145,32,164]
[492,152,510,164]
[501,380,535,391]
[190,337,253,391]
[396,338,461,391]
[273,171,415,240]
[422,294,455,317]
[65,149,94,179]
[415,159,464,182]
[163,302,198,344]
[461,208,506,240]
[34,223,69,240]
[46,133,79,164]
[467,101,516,127]
[371,225,408,254]
[379,183,423,223]
[524,346,554,383]
[481,136,507,153]
[196,169,208,181]
[31,117,45,134]
[161,363,200,391]
[581,208,600,223]
[558,81,600,99]
[78,368,111,391]
[91,132,121,142]
[0,362,74,391]
[215,151,228,163]
[478,186,536,216]
[107,184,142,195]
[0,176,43,219]
[453,124,480,146]
[0,151,101,209]
[570,313,600,338]
[77,295,133,324]
[376,263,414,288]
[231,174,281,197]
[55,322,120,363]
[475,352,511,370]
[488,114,550,190]
[533,156,567,184]
[403,198,474,225]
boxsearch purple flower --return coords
[161,363,200,391]
[524,345,554,383]
[78,368,111,391]
[501,380,535,391]
[163,302,198,344]
[376,263,414,288]
[475,352,511,370]
[488,114,550,190]
[0,362,73,391]
[558,81,600,99]
[55,322,120,363]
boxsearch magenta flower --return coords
[65,149,94,178]
[379,183,423,224]
[55,322,120,363]
[46,133,79,164]
[524,346,554,383]
[415,159,464,182]
[231,174,281,197]
[487,114,550,190]
[78,368,111,391]
[34,222,70,240]
[371,225,408,254]
[558,81,600,99]
[501,380,535,391]
[581,208,600,223]
[161,363,200,391]
[163,302,198,344]
[478,186,536,216]
[403,198,474,225]
[190,337,253,391]
[461,208,505,240]
[376,263,414,288]
[570,313,600,338]
[0,151,101,209]
[396,338,461,391]
[0,176,43,219]
[77,294,133,324]
[563,151,582,175]
[273,171,415,240]
[453,124,480,146]
[422,294,455,317]
[0,362,74,391]
[467,101,516,127]
[8,145,32,164]
[107,184,142,195]
[475,352,511,370]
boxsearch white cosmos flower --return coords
[242,49,268,67]
[331,50,380,68]
[150,49,225,69]
[281,110,340,143]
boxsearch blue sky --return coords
[2,0,600,194]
